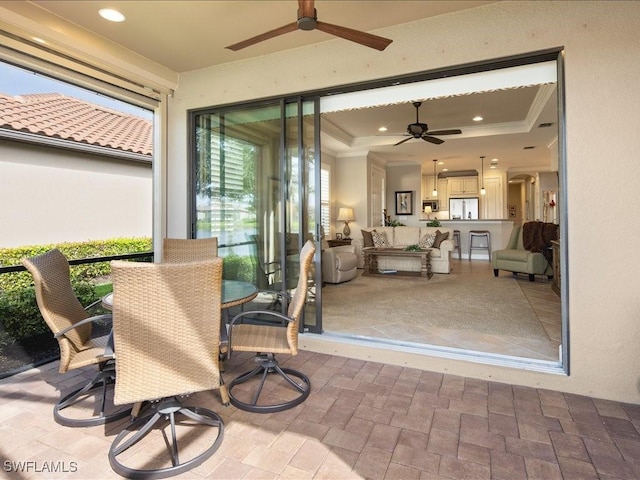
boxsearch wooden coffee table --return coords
[363,248,433,279]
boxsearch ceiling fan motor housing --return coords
[408,123,428,137]
[297,7,318,30]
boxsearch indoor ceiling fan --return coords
[392,101,462,146]
[225,0,393,52]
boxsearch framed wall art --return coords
[395,191,413,216]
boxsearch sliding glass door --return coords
[190,98,321,331]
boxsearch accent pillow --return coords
[419,233,436,248]
[432,230,450,248]
[371,230,390,248]
[362,229,374,248]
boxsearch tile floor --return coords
[323,259,562,362]
[2,349,640,479]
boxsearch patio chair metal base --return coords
[228,354,310,413]
[54,361,131,427]
[109,397,224,480]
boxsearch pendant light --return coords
[432,159,438,197]
[480,156,486,195]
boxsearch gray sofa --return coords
[352,226,455,274]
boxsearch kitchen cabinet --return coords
[437,178,448,211]
[422,175,437,199]
[448,176,478,196]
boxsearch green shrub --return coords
[0,280,95,340]
[0,287,41,339]
[0,238,151,342]
[223,254,256,283]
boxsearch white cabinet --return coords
[437,178,448,210]
[448,177,478,196]
[422,175,437,199]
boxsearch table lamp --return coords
[424,205,432,219]
[337,207,355,239]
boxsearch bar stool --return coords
[453,230,461,260]
[469,230,491,261]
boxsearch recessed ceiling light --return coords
[378,126,387,132]
[442,168,449,172]
[490,165,497,169]
[492,158,498,162]
[473,116,483,122]
[99,8,125,22]
[438,161,444,165]
[32,37,47,44]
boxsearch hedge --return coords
[0,238,261,342]
[0,238,152,341]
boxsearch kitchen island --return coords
[421,219,514,260]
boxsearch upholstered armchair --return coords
[322,245,358,284]
[492,222,558,281]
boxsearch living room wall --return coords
[386,165,422,227]
[168,1,640,403]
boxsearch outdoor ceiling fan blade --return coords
[427,129,462,136]
[422,136,445,145]
[225,22,299,51]
[315,21,392,51]
[393,137,413,146]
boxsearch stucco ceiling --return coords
[1,1,558,174]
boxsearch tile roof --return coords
[0,92,152,156]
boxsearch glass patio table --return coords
[101,279,258,347]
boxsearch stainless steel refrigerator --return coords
[449,197,479,220]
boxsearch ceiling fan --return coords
[225,0,393,52]
[392,101,462,146]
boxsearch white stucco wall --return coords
[0,140,152,248]
[167,1,640,402]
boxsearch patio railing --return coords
[0,251,153,379]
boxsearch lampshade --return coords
[337,207,355,222]
[423,206,432,214]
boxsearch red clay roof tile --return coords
[0,92,152,156]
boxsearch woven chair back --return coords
[22,249,91,352]
[110,258,223,405]
[162,237,218,263]
[286,239,316,351]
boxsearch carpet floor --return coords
[322,269,549,341]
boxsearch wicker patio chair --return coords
[227,239,315,413]
[21,249,131,427]
[161,236,232,384]
[108,258,225,479]
[162,237,218,263]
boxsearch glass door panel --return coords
[193,102,284,288]
[192,98,320,330]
